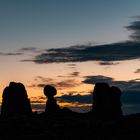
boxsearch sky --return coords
[1,0,140,114]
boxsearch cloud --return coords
[58,72,80,78]
[28,76,55,88]
[83,75,140,91]
[19,47,37,52]
[98,61,119,65]
[30,76,81,90]
[28,18,140,64]
[55,80,80,89]
[67,64,76,66]
[134,69,140,73]
[0,47,40,56]
[57,94,93,104]
[34,76,54,83]
[83,75,113,84]
[18,47,44,54]
[31,104,46,113]
[70,72,79,77]
[31,41,140,64]
[30,96,46,104]
[126,17,140,41]
[0,52,23,56]
[67,64,77,69]
[20,59,35,62]
[131,16,140,19]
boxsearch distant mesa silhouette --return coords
[44,85,61,113]
[92,82,122,119]
[1,82,32,117]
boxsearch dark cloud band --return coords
[0,52,23,56]
[32,41,140,64]
[57,94,93,104]
[83,75,140,91]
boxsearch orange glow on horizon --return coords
[0,59,140,112]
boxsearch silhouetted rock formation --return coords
[44,85,61,113]
[0,82,139,140]
[92,82,110,118]
[110,86,122,118]
[1,82,32,117]
[92,82,122,119]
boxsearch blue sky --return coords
[1,0,140,51]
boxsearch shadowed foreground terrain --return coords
[0,82,140,140]
[0,112,140,140]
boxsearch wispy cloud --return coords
[30,76,81,90]
[18,47,43,54]
[58,71,80,78]
[0,52,23,56]
[57,94,93,104]
[126,16,140,41]
[34,76,54,83]
[30,96,46,104]
[67,64,76,66]
[70,72,80,77]
[134,69,140,74]
[98,61,119,65]
[29,76,54,88]
[19,47,37,52]
[20,59,35,62]
[83,75,140,91]
[55,79,80,89]
[0,47,41,56]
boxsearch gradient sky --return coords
[1,0,140,114]
[1,0,140,51]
